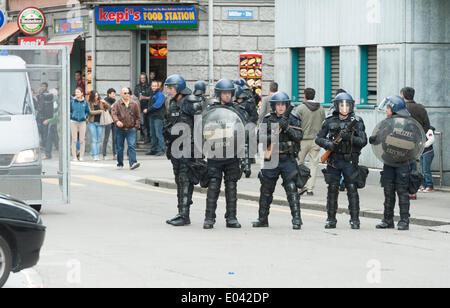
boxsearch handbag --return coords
[100,110,113,126]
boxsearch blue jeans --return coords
[421,151,434,188]
[88,122,104,157]
[149,117,166,153]
[116,128,137,167]
[45,124,58,158]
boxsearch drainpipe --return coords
[208,0,214,96]
[90,8,96,90]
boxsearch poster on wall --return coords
[95,5,198,30]
[239,53,262,96]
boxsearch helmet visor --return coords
[377,98,390,113]
[339,101,351,114]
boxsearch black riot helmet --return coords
[194,80,207,96]
[214,79,235,103]
[269,91,291,111]
[332,92,355,115]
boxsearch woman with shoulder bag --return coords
[87,90,110,161]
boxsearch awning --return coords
[0,22,19,43]
[46,33,81,54]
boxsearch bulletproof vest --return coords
[267,113,300,160]
[327,115,360,155]
[166,95,194,142]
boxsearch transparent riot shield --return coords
[0,46,70,209]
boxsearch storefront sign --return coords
[54,17,88,35]
[19,37,46,46]
[0,10,6,29]
[227,9,254,19]
[18,7,46,35]
[95,6,197,30]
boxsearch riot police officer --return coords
[234,80,258,124]
[316,93,367,229]
[253,92,304,229]
[369,96,417,230]
[203,79,249,229]
[193,80,207,96]
[164,74,202,227]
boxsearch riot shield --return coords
[199,105,246,159]
[0,46,71,209]
[371,116,426,167]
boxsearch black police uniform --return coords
[315,113,367,229]
[164,88,202,226]
[203,101,249,229]
[135,80,152,142]
[254,110,304,229]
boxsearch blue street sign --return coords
[0,10,6,29]
[227,9,254,19]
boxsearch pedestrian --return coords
[369,96,415,230]
[295,88,325,196]
[316,92,368,229]
[135,73,151,143]
[35,82,54,148]
[257,82,278,125]
[146,80,166,156]
[74,70,85,96]
[87,90,109,161]
[164,75,202,227]
[111,87,141,170]
[202,79,249,229]
[420,126,436,193]
[253,92,304,229]
[42,89,59,160]
[103,88,117,160]
[70,87,90,161]
[400,87,430,200]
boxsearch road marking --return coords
[42,178,85,187]
[73,173,326,219]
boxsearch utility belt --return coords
[330,152,359,164]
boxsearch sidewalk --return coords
[96,154,450,227]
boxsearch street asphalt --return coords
[4,155,450,288]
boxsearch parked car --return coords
[0,55,43,212]
[0,193,46,287]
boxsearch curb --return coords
[140,178,450,227]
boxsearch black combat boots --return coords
[285,182,302,230]
[252,177,276,228]
[224,181,241,228]
[325,184,339,229]
[167,173,191,226]
[376,182,396,229]
[346,184,360,229]
[397,184,410,230]
[203,177,220,229]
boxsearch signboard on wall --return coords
[54,17,88,35]
[19,36,46,46]
[18,7,46,35]
[227,9,254,19]
[95,5,198,30]
[0,10,6,29]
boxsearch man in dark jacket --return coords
[400,86,430,200]
[146,80,166,156]
[135,73,152,143]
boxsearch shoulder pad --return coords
[180,87,192,96]
[350,115,363,122]
[186,94,202,103]
[290,111,301,121]
[264,112,272,119]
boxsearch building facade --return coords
[275,0,450,185]
[1,0,275,95]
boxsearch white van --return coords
[0,55,42,211]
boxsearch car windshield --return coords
[0,72,33,115]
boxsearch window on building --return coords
[324,46,340,104]
[298,48,306,101]
[360,45,377,105]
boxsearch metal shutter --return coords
[298,48,306,101]
[331,47,340,99]
[367,45,377,105]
